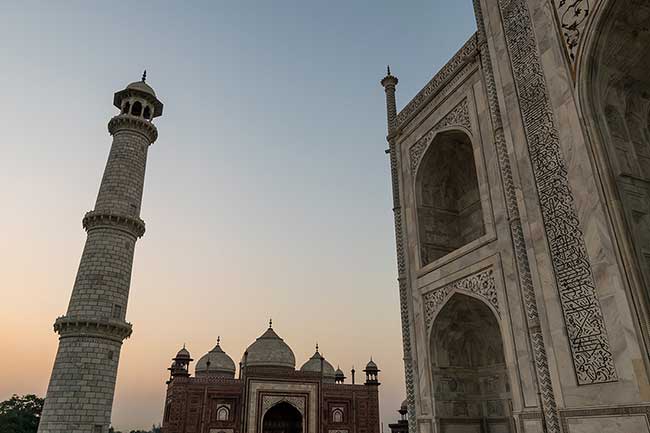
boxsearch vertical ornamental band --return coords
[38,76,163,433]
[381,70,417,433]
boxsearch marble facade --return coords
[381,0,650,432]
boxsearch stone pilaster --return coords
[38,78,163,433]
[381,70,417,433]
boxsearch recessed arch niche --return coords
[579,0,650,346]
[416,129,485,267]
[430,293,511,432]
[262,401,303,433]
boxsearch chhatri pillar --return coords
[38,73,163,433]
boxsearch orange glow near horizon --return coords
[0,1,477,430]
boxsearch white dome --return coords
[126,80,156,97]
[195,339,236,378]
[242,325,296,369]
[300,348,336,382]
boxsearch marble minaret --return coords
[38,74,163,433]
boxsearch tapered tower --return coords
[38,74,163,433]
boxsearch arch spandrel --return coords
[409,98,472,176]
[260,395,306,419]
[422,268,499,339]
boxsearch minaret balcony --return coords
[108,114,158,143]
[53,316,133,342]
[83,210,146,238]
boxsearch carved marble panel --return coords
[423,268,498,331]
[409,98,472,173]
[499,0,617,384]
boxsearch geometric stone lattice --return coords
[261,395,306,418]
[423,268,498,331]
[409,98,472,173]
[499,0,617,384]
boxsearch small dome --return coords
[365,358,379,371]
[300,347,336,380]
[335,367,345,377]
[175,347,191,359]
[242,324,296,369]
[400,399,408,411]
[126,80,156,97]
[195,338,236,378]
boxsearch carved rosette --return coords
[499,0,616,385]
[261,395,306,418]
[409,98,472,173]
[83,210,146,238]
[423,268,498,331]
[54,316,133,342]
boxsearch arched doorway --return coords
[430,293,511,433]
[262,401,303,433]
[416,130,485,267]
[579,0,650,352]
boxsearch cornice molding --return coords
[108,115,158,143]
[83,210,146,238]
[54,316,133,342]
[395,34,478,130]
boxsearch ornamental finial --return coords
[142,70,147,82]
[269,318,273,328]
[387,65,391,76]
[217,336,221,345]
[316,343,319,352]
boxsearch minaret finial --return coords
[387,65,391,76]
[269,318,273,328]
[217,336,221,345]
[142,70,147,82]
[316,342,319,352]
[183,343,186,349]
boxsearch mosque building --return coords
[161,321,380,433]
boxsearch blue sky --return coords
[1,1,476,430]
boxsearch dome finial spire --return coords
[269,317,273,328]
[141,69,147,82]
[217,335,221,345]
[316,342,319,352]
[387,65,391,76]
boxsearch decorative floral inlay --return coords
[553,0,593,67]
[423,268,498,331]
[409,98,471,173]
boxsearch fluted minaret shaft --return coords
[39,78,163,433]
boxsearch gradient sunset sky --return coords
[0,1,475,430]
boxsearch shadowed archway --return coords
[579,0,650,352]
[430,293,511,433]
[416,130,485,267]
[262,401,303,433]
